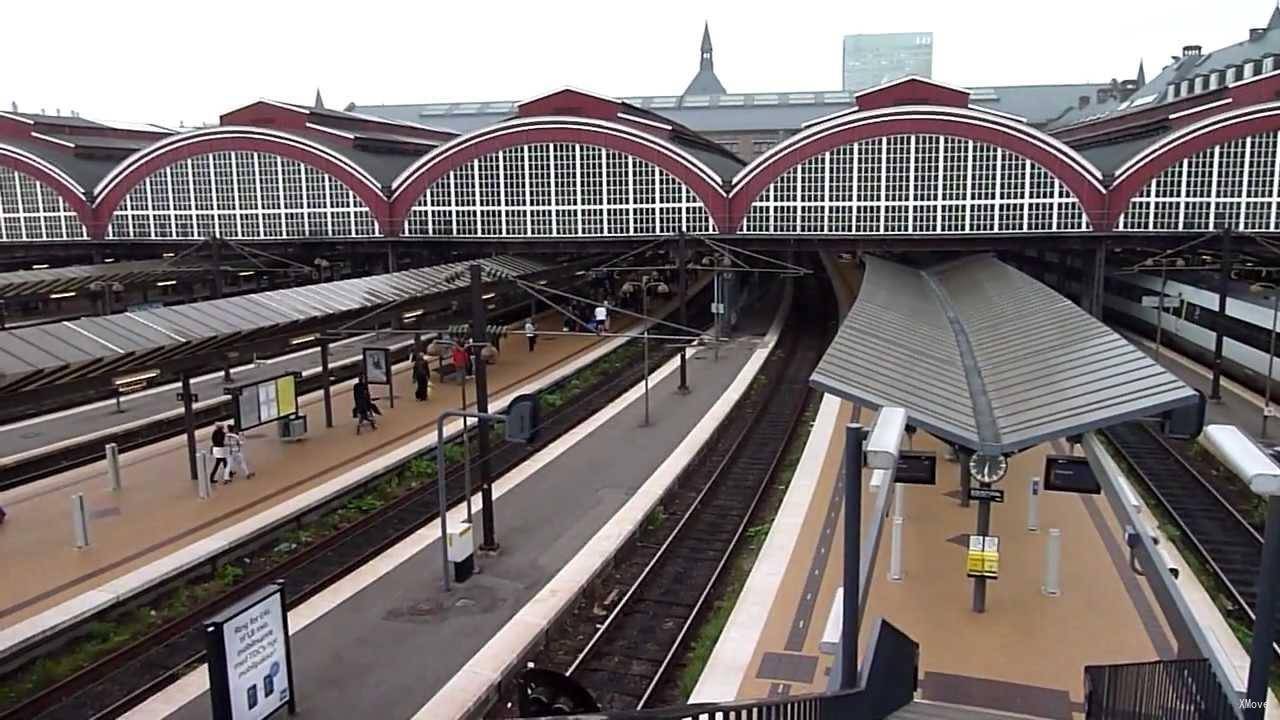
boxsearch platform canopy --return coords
[0,255,552,395]
[0,260,213,299]
[810,254,1200,455]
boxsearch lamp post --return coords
[1200,424,1280,719]
[623,274,670,427]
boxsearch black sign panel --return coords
[969,487,1005,503]
[1044,455,1101,495]
[894,450,937,485]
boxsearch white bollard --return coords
[893,482,905,520]
[196,451,212,500]
[71,493,89,548]
[105,443,121,491]
[1043,528,1062,597]
[889,517,904,582]
[1027,475,1040,532]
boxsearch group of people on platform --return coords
[209,423,254,483]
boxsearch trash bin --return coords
[278,414,308,441]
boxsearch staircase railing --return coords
[1084,657,1240,720]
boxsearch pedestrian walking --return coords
[210,424,229,483]
[353,377,379,432]
[226,427,255,480]
[525,319,537,352]
[451,343,468,383]
[412,351,429,401]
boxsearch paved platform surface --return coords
[0,334,377,462]
[734,410,1178,720]
[149,302,775,720]
[0,314,619,629]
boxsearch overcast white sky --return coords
[3,0,1274,128]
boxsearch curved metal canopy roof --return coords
[0,255,549,395]
[810,254,1200,455]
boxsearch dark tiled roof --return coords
[685,69,727,96]
[303,132,421,188]
[0,135,123,193]
[1076,132,1170,176]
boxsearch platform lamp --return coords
[1200,424,1280,719]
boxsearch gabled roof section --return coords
[512,87,743,183]
[853,75,970,111]
[810,255,1199,455]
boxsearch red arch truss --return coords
[729,106,1107,233]
[93,127,390,237]
[0,145,93,236]
[389,117,730,235]
[1109,101,1280,229]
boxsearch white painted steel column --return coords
[71,493,89,548]
[105,443,121,491]
[1027,475,1040,532]
[196,451,212,500]
[893,482,905,519]
[889,517,904,582]
[1043,528,1062,597]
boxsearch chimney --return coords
[1252,28,1267,41]
[1078,95,1091,110]
[1183,44,1202,58]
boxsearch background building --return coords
[842,32,934,91]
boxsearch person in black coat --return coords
[353,378,380,430]
[412,352,429,401]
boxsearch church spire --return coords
[701,22,714,71]
[1136,60,1146,87]
[313,89,325,110]
[1270,2,1280,32]
[683,22,727,96]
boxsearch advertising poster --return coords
[275,375,297,417]
[207,585,295,720]
[237,390,260,432]
[364,348,389,386]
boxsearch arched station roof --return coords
[389,88,740,235]
[1109,100,1280,230]
[0,143,94,237]
[729,78,1108,234]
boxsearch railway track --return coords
[1,286,722,720]
[1101,422,1274,653]
[562,279,829,711]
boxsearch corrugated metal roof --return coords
[0,260,211,299]
[810,254,1199,454]
[0,255,550,394]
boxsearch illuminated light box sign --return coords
[204,582,297,720]
[227,372,301,432]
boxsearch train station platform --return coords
[698,403,1180,719]
[122,282,788,720]
[0,269,715,636]
[0,315,601,628]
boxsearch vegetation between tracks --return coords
[1097,433,1280,697]
[0,337,651,713]
[675,395,821,700]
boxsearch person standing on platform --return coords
[451,342,468,384]
[226,426,254,480]
[210,424,229,484]
[525,319,537,352]
[353,377,379,431]
[412,351,429,401]
[594,303,607,334]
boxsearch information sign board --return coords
[204,582,296,720]
[982,536,1000,578]
[227,372,300,432]
[969,487,1005,503]
[966,536,985,578]
[894,451,937,485]
[1043,455,1101,495]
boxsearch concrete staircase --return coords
[888,700,1056,720]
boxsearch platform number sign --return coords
[205,582,297,720]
